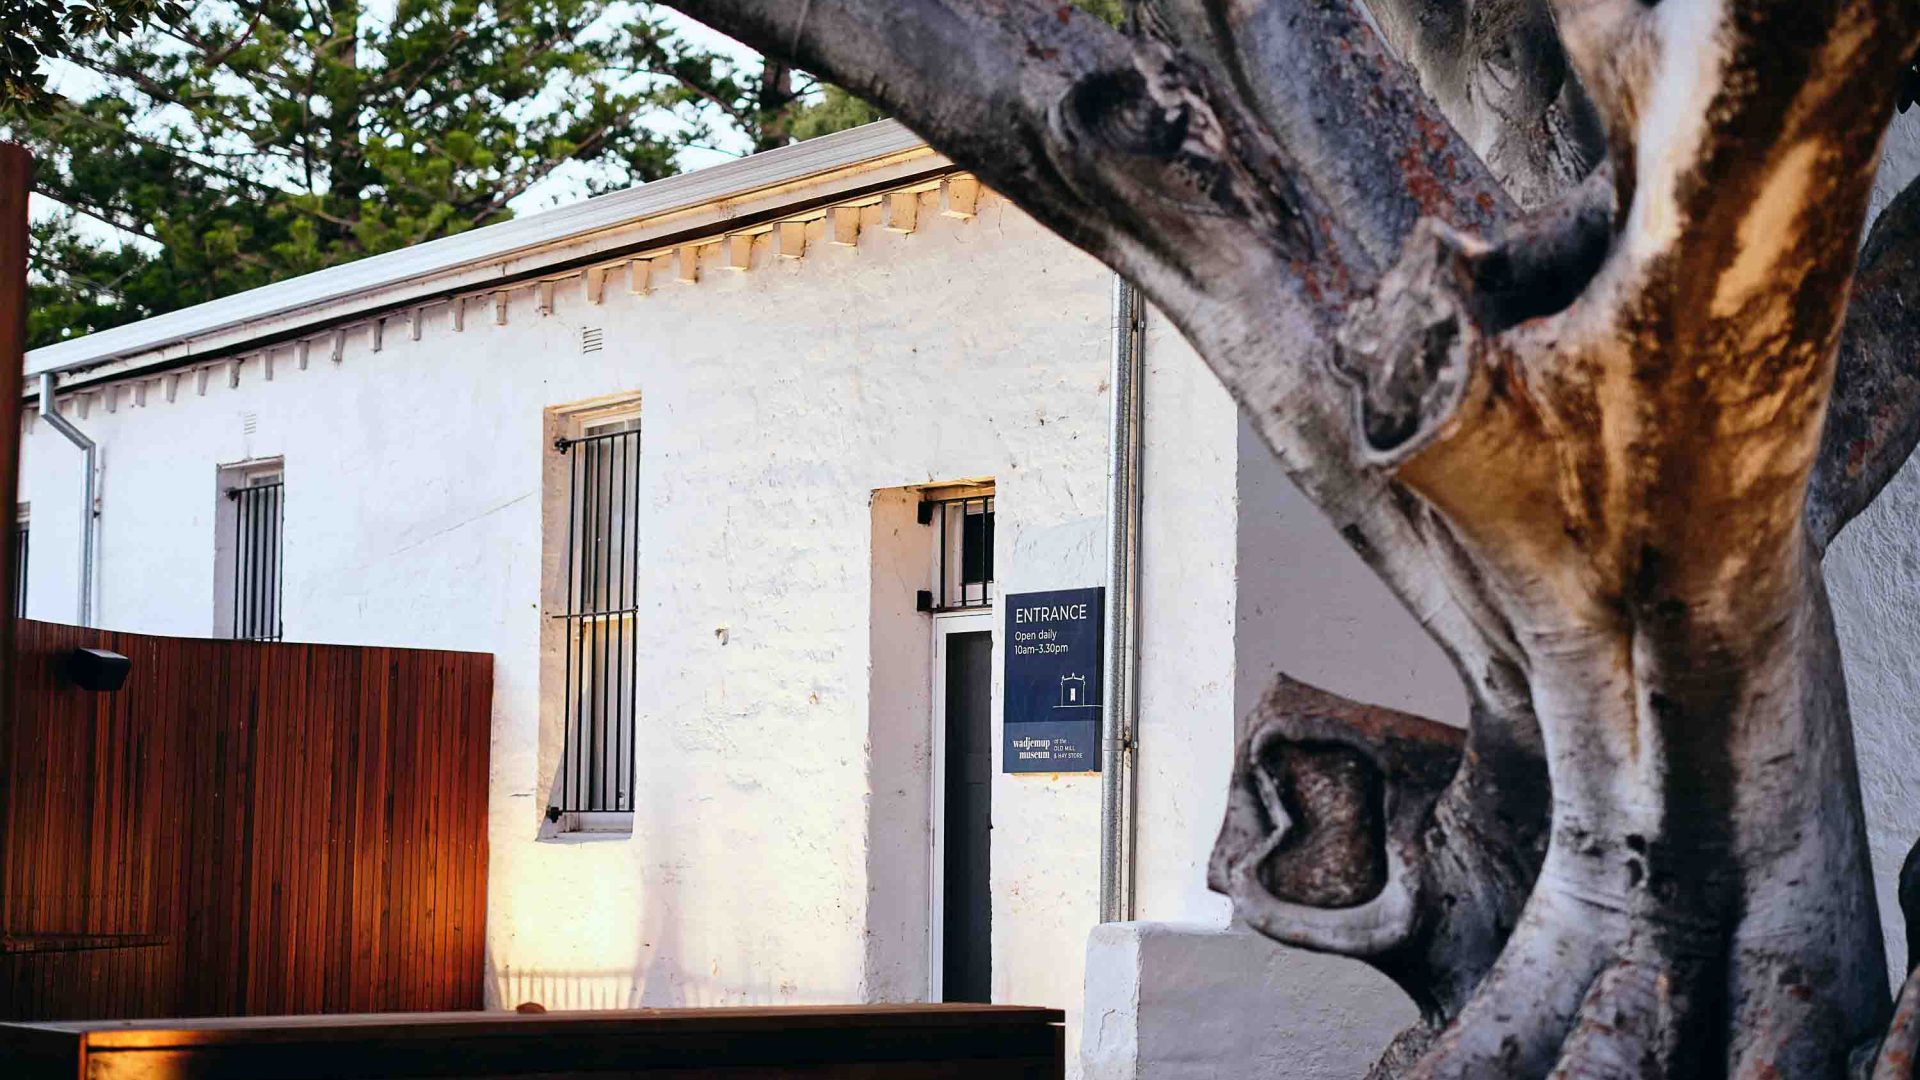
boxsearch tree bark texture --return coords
[660,0,1920,1075]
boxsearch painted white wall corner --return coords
[1082,922,1417,1080]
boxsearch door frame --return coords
[927,608,994,1001]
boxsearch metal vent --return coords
[581,327,604,354]
[241,411,257,436]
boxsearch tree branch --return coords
[1297,0,1604,207]
[1809,173,1920,550]
[1209,673,1543,1020]
[1873,965,1920,1079]
[1211,676,1462,961]
[30,193,163,244]
[1128,0,1514,263]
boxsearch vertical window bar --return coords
[231,487,243,635]
[260,487,269,633]
[963,499,972,604]
[966,497,976,607]
[255,487,264,638]
[593,434,607,810]
[247,486,260,637]
[240,485,252,637]
[590,438,603,810]
[13,517,26,619]
[253,486,266,637]
[261,487,271,638]
[272,485,284,639]
[614,432,629,810]
[971,497,982,605]
[591,437,606,810]
[561,444,578,813]
[983,497,995,605]
[967,499,983,607]
[628,430,640,809]
[963,498,973,606]
[579,428,595,807]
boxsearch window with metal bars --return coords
[549,417,641,821]
[918,493,995,612]
[12,507,26,619]
[228,473,284,641]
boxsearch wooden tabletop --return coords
[9,1003,1064,1042]
[0,1004,1067,1079]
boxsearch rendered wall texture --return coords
[17,188,1211,1074]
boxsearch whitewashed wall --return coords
[15,186,1242,1073]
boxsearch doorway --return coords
[931,611,993,1002]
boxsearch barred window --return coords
[917,493,995,613]
[549,417,640,823]
[228,472,284,641]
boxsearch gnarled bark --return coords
[663,0,1920,1075]
[1209,674,1540,1022]
[1810,173,1920,550]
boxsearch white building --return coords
[19,119,1920,1078]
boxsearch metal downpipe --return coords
[37,372,95,626]
[1100,276,1145,924]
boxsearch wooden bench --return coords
[0,1004,1065,1079]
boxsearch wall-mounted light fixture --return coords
[66,647,130,693]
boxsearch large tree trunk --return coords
[660,0,1920,1074]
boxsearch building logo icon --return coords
[1059,673,1085,707]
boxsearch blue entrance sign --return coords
[1002,587,1103,773]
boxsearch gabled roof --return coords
[26,120,940,385]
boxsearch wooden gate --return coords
[0,620,493,1020]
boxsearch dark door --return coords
[942,630,993,1002]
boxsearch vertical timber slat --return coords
[0,622,492,1020]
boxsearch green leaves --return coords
[12,0,884,347]
[0,0,185,107]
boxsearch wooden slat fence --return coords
[0,620,492,1020]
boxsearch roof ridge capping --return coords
[26,119,935,379]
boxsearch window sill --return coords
[540,810,635,842]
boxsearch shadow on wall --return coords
[494,968,646,1011]
[488,749,844,1011]
[491,965,855,1011]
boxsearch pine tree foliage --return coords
[0,0,183,107]
[9,0,879,347]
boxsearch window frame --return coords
[545,406,643,835]
[219,461,286,642]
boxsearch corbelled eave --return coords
[23,120,948,396]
